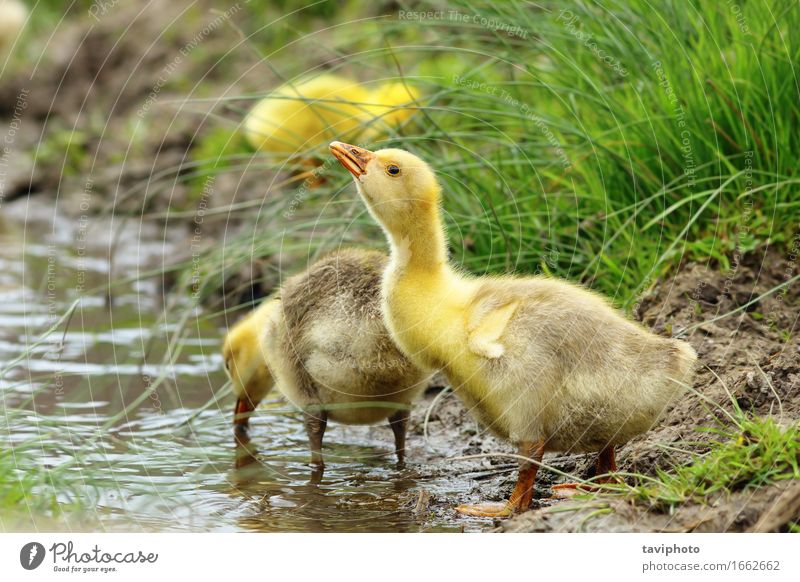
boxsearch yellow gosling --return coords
[222,299,279,434]
[0,0,27,55]
[330,141,697,517]
[243,74,418,156]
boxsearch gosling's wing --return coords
[467,299,520,359]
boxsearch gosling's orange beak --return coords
[329,141,375,178]
[233,397,255,431]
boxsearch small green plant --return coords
[186,125,249,204]
[0,446,81,518]
[0,450,50,511]
[35,129,89,177]
[626,416,799,510]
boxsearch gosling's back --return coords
[464,276,696,450]
[265,249,428,425]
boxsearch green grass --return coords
[0,447,57,514]
[413,0,799,304]
[602,367,799,524]
[0,388,96,529]
[0,432,88,526]
[0,303,90,529]
[626,416,799,510]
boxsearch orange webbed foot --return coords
[455,441,545,518]
[455,501,513,518]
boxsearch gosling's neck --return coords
[384,203,449,278]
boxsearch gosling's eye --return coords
[386,164,401,176]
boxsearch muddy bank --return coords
[500,480,800,533]
[495,249,799,532]
[0,0,272,222]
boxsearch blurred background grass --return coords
[149,0,800,312]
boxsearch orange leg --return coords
[293,159,327,188]
[595,445,617,482]
[456,441,545,518]
[551,445,618,496]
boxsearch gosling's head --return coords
[222,301,278,434]
[329,142,440,234]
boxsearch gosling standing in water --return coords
[222,249,430,465]
[330,142,697,517]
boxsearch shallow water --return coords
[0,202,482,532]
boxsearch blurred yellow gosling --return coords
[243,75,418,156]
[222,249,430,465]
[223,299,279,433]
[0,0,27,55]
[330,141,697,517]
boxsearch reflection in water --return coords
[229,425,458,532]
[1,202,475,532]
[233,431,259,471]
